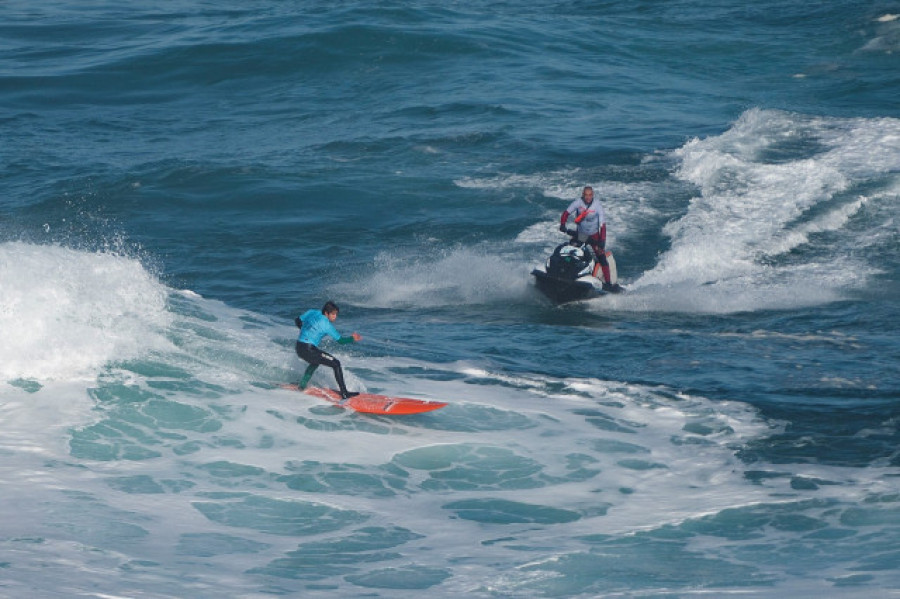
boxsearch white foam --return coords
[1,289,897,596]
[861,15,900,53]
[619,109,898,313]
[331,244,531,308]
[0,242,172,381]
[455,170,582,199]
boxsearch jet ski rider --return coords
[559,186,620,292]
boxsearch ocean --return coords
[1,1,899,597]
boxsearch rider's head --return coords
[322,301,339,321]
[581,186,594,203]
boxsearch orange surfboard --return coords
[279,384,448,415]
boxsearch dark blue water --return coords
[2,2,899,597]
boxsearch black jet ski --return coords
[531,239,623,304]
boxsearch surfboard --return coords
[279,384,448,415]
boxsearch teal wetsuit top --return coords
[297,309,353,347]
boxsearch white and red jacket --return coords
[560,197,606,248]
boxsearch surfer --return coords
[294,301,362,399]
[559,186,621,292]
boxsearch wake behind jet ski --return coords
[531,238,623,304]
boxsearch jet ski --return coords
[531,238,623,304]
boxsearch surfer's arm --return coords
[337,332,361,344]
[323,322,359,345]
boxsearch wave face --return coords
[2,1,899,596]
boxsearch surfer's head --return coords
[322,301,339,321]
[582,186,594,203]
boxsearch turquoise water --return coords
[2,2,899,597]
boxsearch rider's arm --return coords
[559,209,570,231]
